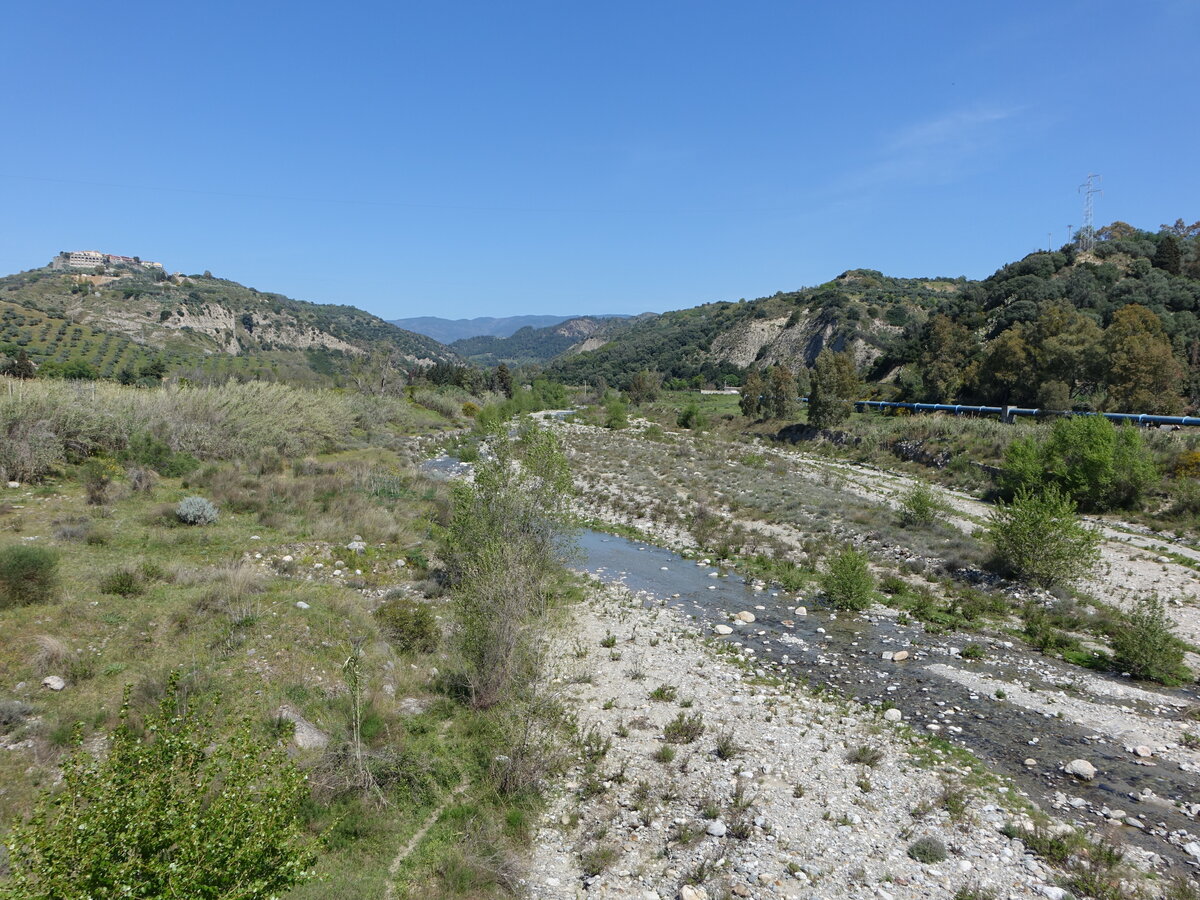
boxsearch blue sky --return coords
[2,1,1196,319]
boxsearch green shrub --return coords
[1001,417,1156,512]
[374,596,439,654]
[663,711,705,744]
[604,397,629,430]
[907,836,947,863]
[986,485,1100,588]
[898,482,942,526]
[175,496,218,526]
[821,547,875,610]
[99,569,144,597]
[0,676,316,899]
[1110,595,1191,685]
[0,545,59,608]
[676,402,707,431]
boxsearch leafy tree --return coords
[1102,304,1184,413]
[808,349,860,429]
[914,314,975,400]
[676,401,707,430]
[766,365,797,419]
[1001,416,1156,511]
[1152,234,1182,275]
[495,363,514,399]
[625,369,662,405]
[986,485,1100,588]
[975,328,1032,404]
[0,677,316,900]
[1109,596,1191,685]
[739,369,763,419]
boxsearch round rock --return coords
[1064,759,1097,780]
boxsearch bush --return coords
[1001,417,1156,512]
[899,482,942,526]
[986,486,1100,588]
[0,676,316,899]
[82,458,121,505]
[676,402,707,431]
[821,547,875,610]
[374,596,439,654]
[604,396,629,430]
[99,569,144,597]
[663,711,705,744]
[175,496,218,526]
[1110,595,1192,685]
[907,836,947,863]
[0,545,58,608]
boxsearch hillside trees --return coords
[913,314,975,400]
[1102,304,1184,413]
[808,350,861,428]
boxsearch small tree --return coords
[986,486,1100,588]
[0,678,316,899]
[821,547,875,611]
[604,395,629,430]
[808,349,860,429]
[624,369,661,406]
[445,422,571,709]
[1110,596,1191,685]
[739,369,763,419]
[766,366,797,419]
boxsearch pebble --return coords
[295,601,310,610]
[706,821,727,837]
[891,650,909,662]
[714,625,734,635]
[883,708,902,722]
[735,611,756,623]
[41,676,65,691]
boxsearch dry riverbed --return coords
[526,583,1123,899]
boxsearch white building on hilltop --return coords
[62,250,163,269]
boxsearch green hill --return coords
[0,256,457,385]
[545,221,1200,411]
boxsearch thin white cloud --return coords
[829,104,1025,196]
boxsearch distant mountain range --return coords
[388,314,628,343]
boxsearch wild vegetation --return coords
[0,376,582,898]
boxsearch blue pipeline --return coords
[797,398,1200,427]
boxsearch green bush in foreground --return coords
[1110,596,1192,685]
[0,678,316,900]
[898,481,943,527]
[0,545,58,609]
[985,485,1100,589]
[821,547,875,611]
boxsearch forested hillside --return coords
[0,260,456,385]
[547,221,1200,413]
[452,315,636,366]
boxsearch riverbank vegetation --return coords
[0,377,582,898]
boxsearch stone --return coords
[735,611,756,623]
[1039,887,1068,900]
[1183,841,1200,862]
[6,481,19,489]
[714,625,734,635]
[1132,745,1152,758]
[891,650,909,662]
[41,676,65,691]
[883,708,902,722]
[275,705,329,750]
[295,601,310,609]
[706,821,727,837]
[1024,758,1038,767]
[680,887,707,900]
[882,651,894,661]
[347,536,367,553]
[1064,759,1097,780]
[731,886,751,898]
[794,606,806,616]
[282,555,294,562]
